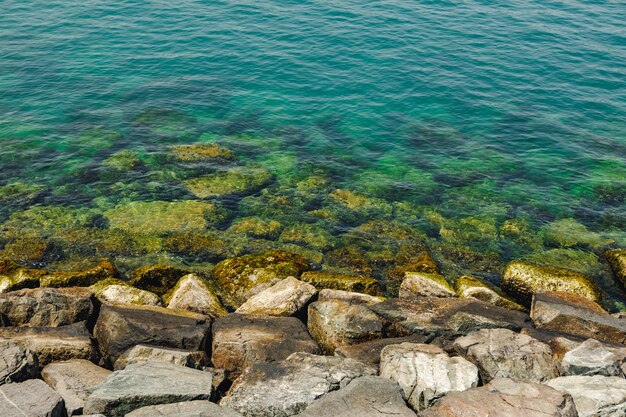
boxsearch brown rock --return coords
[130,264,188,296]
[607,248,626,289]
[334,335,427,366]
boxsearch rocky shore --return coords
[0,249,625,417]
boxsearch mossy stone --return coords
[522,249,604,278]
[0,259,47,292]
[300,271,382,296]
[1,237,55,265]
[163,231,231,261]
[606,249,626,290]
[455,275,525,311]
[328,189,393,221]
[69,127,121,156]
[102,150,143,172]
[184,167,273,199]
[129,264,189,296]
[542,218,613,250]
[104,200,227,234]
[0,181,46,206]
[170,143,236,162]
[385,250,440,297]
[499,218,543,250]
[279,223,336,251]
[91,278,162,306]
[501,261,601,307]
[2,206,101,238]
[323,247,374,277]
[228,217,283,240]
[39,259,117,288]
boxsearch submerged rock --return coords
[184,167,273,198]
[0,287,93,327]
[166,274,227,318]
[545,375,626,417]
[170,142,236,162]
[501,261,600,306]
[91,278,162,306]
[104,200,227,234]
[293,376,417,417]
[130,264,188,296]
[83,362,213,417]
[211,314,319,379]
[307,300,383,354]
[542,218,613,250]
[229,217,283,240]
[220,352,376,417]
[420,377,577,417]
[453,328,558,383]
[606,248,626,289]
[0,379,65,417]
[379,342,478,411]
[114,345,209,371]
[329,189,393,221]
[41,359,112,416]
[455,274,525,311]
[279,223,336,251]
[213,251,310,308]
[300,271,382,296]
[399,272,456,298]
[40,259,117,288]
[0,259,48,293]
[236,276,316,316]
[1,236,55,265]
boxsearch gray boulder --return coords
[420,377,578,417]
[334,335,427,366]
[307,300,383,354]
[83,362,213,417]
[561,338,626,376]
[0,287,93,327]
[114,344,209,370]
[220,352,376,417]
[453,328,559,383]
[0,339,38,385]
[211,314,319,379]
[126,401,244,417]
[236,277,316,317]
[0,321,95,366]
[379,342,478,411]
[293,376,416,417]
[317,289,384,305]
[41,359,112,415]
[93,303,211,365]
[167,274,228,319]
[0,379,65,417]
[545,375,626,417]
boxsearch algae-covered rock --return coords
[499,218,543,250]
[2,206,101,238]
[0,259,47,293]
[1,237,56,264]
[279,223,336,251]
[329,189,393,221]
[162,231,231,261]
[385,251,439,297]
[184,167,273,198]
[213,250,310,308]
[102,150,143,173]
[300,271,382,296]
[132,108,198,141]
[523,248,605,278]
[70,127,121,156]
[501,261,601,306]
[104,200,227,234]
[542,218,613,250]
[435,214,499,249]
[0,181,46,207]
[91,278,162,306]
[130,264,188,296]
[455,275,525,311]
[323,247,374,277]
[606,249,626,289]
[228,217,283,240]
[399,272,456,298]
[165,274,227,318]
[170,143,235,162]
[40,259,117,288]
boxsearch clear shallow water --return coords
[1,1,625,306]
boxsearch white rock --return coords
[562,338,626,376]
[545,375,626,417]
[236,276,316,316]
[96,284,161,306]
[167,274,227,318]
[399,272,456,298]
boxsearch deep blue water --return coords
[0,1,625,305]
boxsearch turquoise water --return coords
[1,1,625,305]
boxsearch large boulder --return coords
[126,401,244,417]
[166,274,227,318]
[0,322,95,366]
[220,352,376,417]
[334,335,426,366]
[606,249,626,289]
[0,379,65,417]
[130,264,188,296]
[455,274,525,311]
[317,289,384,305]
[453,328,558,383]
[299,271,382,296]
[0,259,46,293]
[545,375,626,417]
[41,359,112,416]
[93,304,211,366]
[307,300,383,354]
[91,279,161,307]
[0,287,93,327]
[293,376,416,417]
[114,345,209,370]
[83,362,213,417]
[531,292,626,345]
[236,277,316,316]
[501,261,600,306]
[369,297,531,346]
[379,342,478,411]
[39,260,117,288]
[561,338,626,376]
[211,314,319,379]
[399,272,456,298]
[420,377,578,417]
[0,339,38,384]
[213,251,310,308]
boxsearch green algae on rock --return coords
[522,248,605,278]
[501,261,601,307]
[455,274,525,311]
[184,167,273,199]
[91,278,162,306]
[542,218,613,250]
[130,264,189,296]
[0,181,46,207]
[399,272,456,298]
[300,271,382,296]
[2,206,102,238]
[104,200,227,234]
[228,217,283,240]
[212,250,310,308]
[68,127,121,157]
[1,236,57,265]
[279,223,336,251]
[102,150,144,173]
[170,143,236,162]
[162,231,231,262]
[39,259,117,288]
[606,249,626,290]
[0,259,47,293]
[329,189,393,221]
